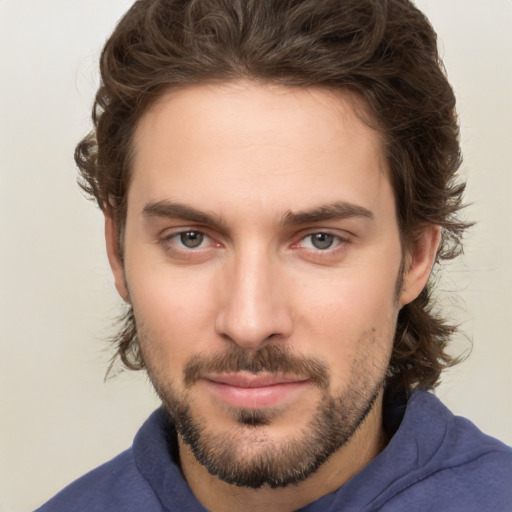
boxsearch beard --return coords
[142,341,389,489]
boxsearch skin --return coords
[105,82,439,512]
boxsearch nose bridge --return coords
[216,241,291,348]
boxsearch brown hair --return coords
[77,0,470,393]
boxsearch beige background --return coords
[1,1,511,510]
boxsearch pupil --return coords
[181,231,204,248]
[312,233,333,250]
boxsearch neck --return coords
[179,391,386,512]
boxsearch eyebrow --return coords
[142,200,226,229]
[142,199,373,228]
[281,201,374,225]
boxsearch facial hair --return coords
[142,342,389,488]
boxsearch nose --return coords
[215,249,293,350]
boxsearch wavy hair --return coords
[76,0,471,393]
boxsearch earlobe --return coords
[104,213,130,303]
[399,225,441,307]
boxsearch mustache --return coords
[183,344,329,389]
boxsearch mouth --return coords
[202,373,312,409]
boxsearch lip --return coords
[202,373,311,409]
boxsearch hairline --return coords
[113,79,398,252]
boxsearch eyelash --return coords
[159,229,351,256]
[295,232,349,252]
[160,230,214,252]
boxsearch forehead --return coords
[128,82,392,224]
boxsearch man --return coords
[36,0,511,511]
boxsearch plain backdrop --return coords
[1,1,511,511]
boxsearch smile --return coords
[202,373,312,409]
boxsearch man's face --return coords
[109,82,428,487]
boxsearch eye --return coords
[178,230,205,248]
[162,230,211,250]
[301,232,339,250]
[309,233,335,250]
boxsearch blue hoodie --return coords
[36,391,512,511]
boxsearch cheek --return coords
[125,262,221,369]
[292,264,400,373]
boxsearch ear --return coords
[104,212,130,303]
[399,225,441,307]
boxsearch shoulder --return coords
[34,408,201,512]
[411,391,511,466]
[34,448,163,512]
[377,391,512,511]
